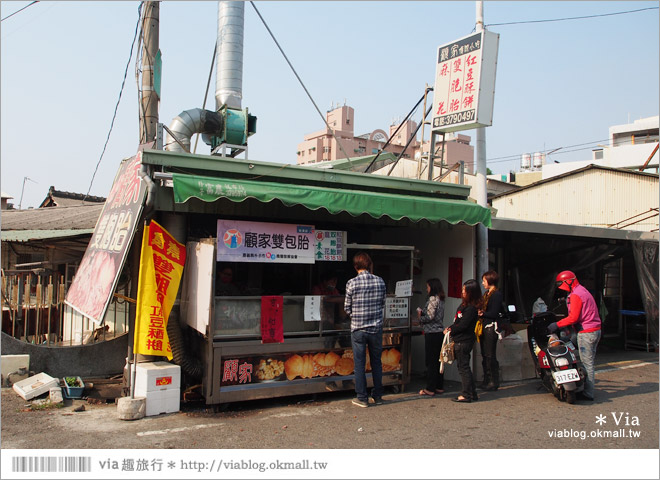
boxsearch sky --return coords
[1,1,658,210]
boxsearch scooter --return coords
[527,311,586,404]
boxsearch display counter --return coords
[205,295,412,405]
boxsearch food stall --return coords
[140,149,491,406]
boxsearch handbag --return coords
[474,319,483,341]
[440,333,455,365]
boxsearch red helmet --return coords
[556,270,578,292]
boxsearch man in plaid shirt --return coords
[344,252,386,407]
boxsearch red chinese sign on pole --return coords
[431,30,499,133]
[260,296,284,344]
[447,257,463,299]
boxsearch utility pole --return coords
[475,0,489,280]
[130,1,160,400]
[139,1,160,145]
[417,85,430,180]
[18,176,37,210]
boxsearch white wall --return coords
[604,143,658,169]
[378,223,475,381]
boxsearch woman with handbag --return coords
[417,278,446,396]
[478,270,504,391]
[445,279,481,403]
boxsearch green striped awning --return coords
[172,173,491,227]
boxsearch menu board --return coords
[313,230,346,261]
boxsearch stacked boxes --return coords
[134,362,181,417]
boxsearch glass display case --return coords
[213,295,410,338]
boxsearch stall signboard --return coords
[431,30,499,133]
[217,220,315,264]
[65,152,147,323]
[313,230,346,261]
[220,347,402,386]
[386,297,409,319]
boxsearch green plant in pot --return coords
[64,377,82,388]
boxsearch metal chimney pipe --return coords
[215,1,244,110]
[165,108,223,153]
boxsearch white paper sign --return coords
[304,295,322,322]
[395,279,413,297]
[386,297,409,319]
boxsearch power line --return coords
[83,2,143,201]
[249,1,355,167]
[486,6,658,27]
[486,138,612,163]
[1,1,38,22]
[487,137,646,165]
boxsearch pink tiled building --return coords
[296,105,475,174]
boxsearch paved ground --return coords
[2,346,658,453]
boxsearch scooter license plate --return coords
[553,369,580,385]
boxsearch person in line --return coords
[344,252,387,408]
[312,272,341,296]
[445,279,481,403]
[548,270,602,401]
[417,278,446,396]
[478,270,503,391]
[313,271,347,328]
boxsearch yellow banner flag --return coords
[134,220,186,359]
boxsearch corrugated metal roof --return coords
[1,204,102,230]
[307,152,398,171]
[1,229,94,242]
[491,166,659,232]
[491,217,658,241]
[491,164,658,200]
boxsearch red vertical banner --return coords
[261,296,284,344]
[448,257,463,298]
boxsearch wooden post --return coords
[23,275,30,341]
[35,276,42,344]
[47,275,53,345]
[58,276,65,344]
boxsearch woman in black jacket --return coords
[445,279,481,403]
[478,270,504,391]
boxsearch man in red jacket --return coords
[548,270,601,401]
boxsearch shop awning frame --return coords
[171,173,491,227]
